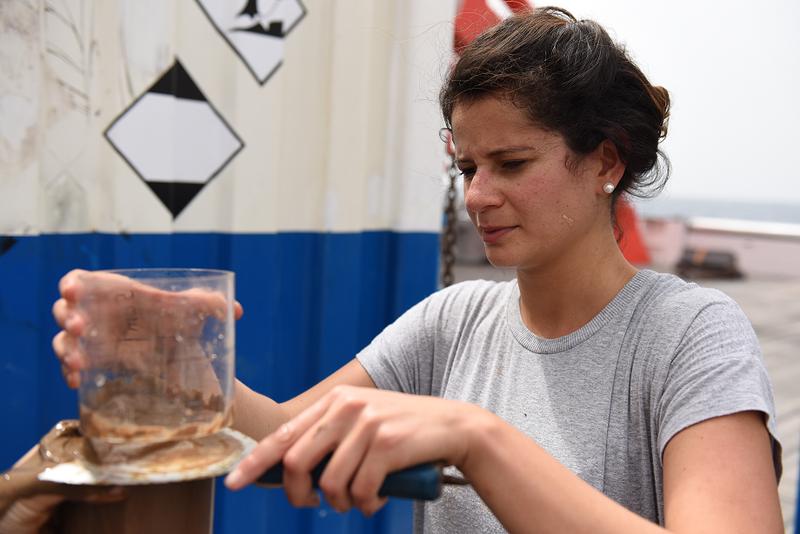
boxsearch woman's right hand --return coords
[51,269,243,389]
[225,385,483,515]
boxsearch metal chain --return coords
[441,152,459,287]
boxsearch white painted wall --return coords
[0,0,456,235]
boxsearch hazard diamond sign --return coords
[196,0,306,85]
[104,59,244,219]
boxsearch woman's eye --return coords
[501,160,526,171]
[458,168,476,180]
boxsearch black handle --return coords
[255,455,443,501]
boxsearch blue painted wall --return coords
[0,231,439,533]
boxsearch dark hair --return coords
[440,6,670,204]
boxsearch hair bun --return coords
[650,85,670,139]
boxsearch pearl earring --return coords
[602,182,615,194]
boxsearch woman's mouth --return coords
[479,226,516,245]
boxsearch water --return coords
[634,197,800,224]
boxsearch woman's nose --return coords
[464,172,503,214]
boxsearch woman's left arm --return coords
[661,410,782,533]
[467,407,781,533]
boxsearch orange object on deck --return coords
[454,0,533,52]
[615,199,651,265]
[454,0,501,52]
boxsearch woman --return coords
[54,7,782,533]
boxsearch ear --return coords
[591,140,625,194]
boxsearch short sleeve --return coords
[355,280,504,397]
[656,295,782,479]
[356,292,438,396]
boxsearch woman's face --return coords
[451,96,614,272]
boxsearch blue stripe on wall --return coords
[0,231,439,534]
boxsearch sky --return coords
[552,0,800,207]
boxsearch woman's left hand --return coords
[225,385,481,516]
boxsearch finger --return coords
[348,447,395,517]
[60,360,81,388]
[225,394,334,490]
[64,312,85,337]
[361,496,388,517]
[12,445,41,469]
[224,422,296,491]
[53,295,84,335]
[59,269,87,301]
[178,289,231,323]
[65,369,81,389]
[52,330,68,362]
[349,419,429,516]
[52,298,69,327]
[282,391,368,509]
[234,301,244,320]
[316,411,379,512]
[0,494,65,531]
[282,423,341,508]
[53,332,86,372]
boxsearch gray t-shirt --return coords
[356,270,781,533]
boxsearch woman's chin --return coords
[484,251,518,269]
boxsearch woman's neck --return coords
[515,241,638,339]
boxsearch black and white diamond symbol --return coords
[196,0,306,85]
[104,59,243,218]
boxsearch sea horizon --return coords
[633,197,800,225]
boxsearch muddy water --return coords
[39,419,243,474]
[80,375,230,444]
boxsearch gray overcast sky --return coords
[555,0,800,206]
